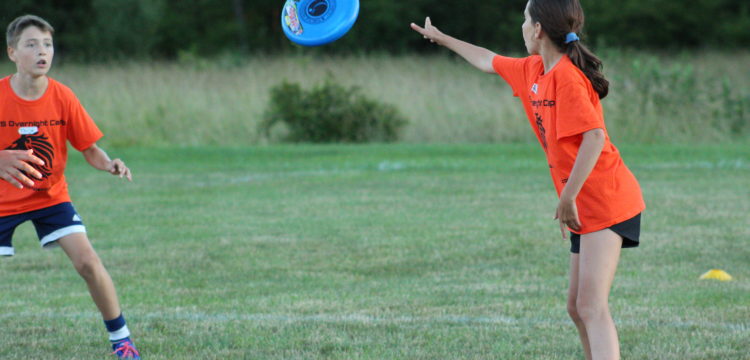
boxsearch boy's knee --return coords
[73,253,103,279]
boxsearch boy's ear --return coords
[7,46,16,62]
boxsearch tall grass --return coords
[603,50,750,143]
[1,51,747,146]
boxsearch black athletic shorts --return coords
[570,213,641,254]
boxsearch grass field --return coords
[0,143,747,359]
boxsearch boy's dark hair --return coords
[528,0,609,99]
[6,15,54,49]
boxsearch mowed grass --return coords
[0,143,748,359]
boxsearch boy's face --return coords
[7,25,54,78]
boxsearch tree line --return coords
[2,0,748,61]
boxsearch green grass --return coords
[0,143,747,359]
[2,51,747,146]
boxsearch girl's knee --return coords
[567,301,579,319]
[575,298,609,322]
[567,298,583,322]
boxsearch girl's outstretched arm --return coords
[411,17,497,74]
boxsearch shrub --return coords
[261,79,407,143]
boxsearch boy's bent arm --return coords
[81,144,132,181]
[411,17,497,74]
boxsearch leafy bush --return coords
[261,79,407,143]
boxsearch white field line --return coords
[0,311,747,332]
[142,157,749,189]
[186,163,405,188]
[633,159,750,170]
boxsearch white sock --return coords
[109,325,131,342]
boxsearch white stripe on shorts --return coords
[0,246,14,256]
[41,225,86,248]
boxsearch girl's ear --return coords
[7,46,16,62]
[533,22,543,40]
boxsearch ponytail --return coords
[566,41,609,99]
[528,0,609,99]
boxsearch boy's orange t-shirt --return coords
[493,55,645,234]
[0,76,103,216]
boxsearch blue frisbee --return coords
[282,0,359,46]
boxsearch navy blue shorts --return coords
[0,202,86,256]
[570,213,641,254]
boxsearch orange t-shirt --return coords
[0,76,103,216]
[493,55,645,234]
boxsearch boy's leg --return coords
[567,253,593,360]
[577,229,623,360]
[57,232,121,320]
[57,233,139,358]
[32,203,138,357]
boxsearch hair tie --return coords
[565,32,579,44]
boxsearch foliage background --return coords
[1,0,749,60]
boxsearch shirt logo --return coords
[4,131,55,182]
[531,83,539,94]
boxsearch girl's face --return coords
[7,26,54,78]
[522,1,540,55]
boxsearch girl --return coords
[411,1,645,359]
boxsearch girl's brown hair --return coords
[528,0,609,99]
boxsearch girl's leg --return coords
[57,232,121,320]
[577,228,623,360]
[567,253,593,360]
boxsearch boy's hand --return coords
[0,150,45,189]
[107,159,132,181]
[411,17,444,45]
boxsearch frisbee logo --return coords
[300,0,336,24]
[284,0,304,35]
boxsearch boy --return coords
[1,15,140,359]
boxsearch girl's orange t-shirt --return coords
[493,55,645,234]
[0,76,103,216]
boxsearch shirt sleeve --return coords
[555,79,603,139]
[492,55,531,97]
[65,91,103,151]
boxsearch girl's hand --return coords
[554,196,581,239]
[410,17,444,45]
[107,159,132,181]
